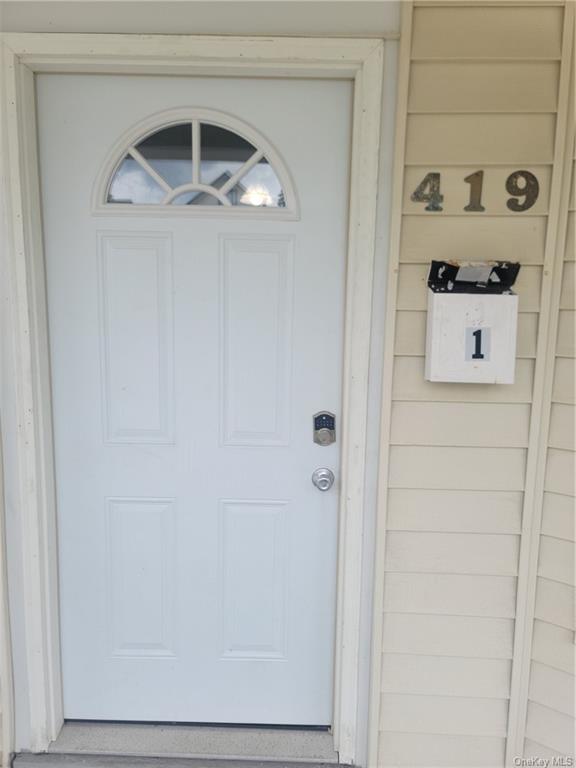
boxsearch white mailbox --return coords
[425,261,520,385]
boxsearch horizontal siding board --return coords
[534,578,575,631]
[387,488,522,534]
[548,404,575,451]
[389,446,526,491]
[542,492,575,542]
[524,738,565,760]
[529,661,575,717]
[408,61,559,114]
[537,535,575,586]
[552,357,575,404]
[545,448,575,496]
[560,262,575,309]
[556,311,575,357]
[378,732,506,767]
[392,357,535,404]
[395,310,538,359]
[383,573,517,619]
[400,215,547,264]
[385,531,519,576]
[382,614,514,659]
[394,310,428,355]
[405,114,555,165]
[411,6,563,60]
[380,693,508,737]
[390,402,530,447]
[404,166,551,216]
[532,620,575,676]
[526,702,575,757]
[520,312,540,358]
[397,264,541,312]
[381,653,511,698]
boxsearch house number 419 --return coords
[411,170,540,212]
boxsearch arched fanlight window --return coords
[105,117,292,210]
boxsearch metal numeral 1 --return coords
[463,170,486,212]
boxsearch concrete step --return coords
[41,724,337,765]
[14,756,338,768]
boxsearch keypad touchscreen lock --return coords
[313,411,336,446]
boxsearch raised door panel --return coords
[98,233,174,444]
[219,500,288,660]
[107,498,176,658]
[220,236,294,446]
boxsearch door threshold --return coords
[47,723,339,764]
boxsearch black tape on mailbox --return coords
[428,261,521,294]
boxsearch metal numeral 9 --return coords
[505,170,539,212]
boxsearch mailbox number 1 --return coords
[466,327,490,362]
[472,329,484,360]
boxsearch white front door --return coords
[37,73,351,725]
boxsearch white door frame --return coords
[0,33,388,763]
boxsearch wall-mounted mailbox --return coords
[425,261,520,385]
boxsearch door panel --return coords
[37,74,351,724]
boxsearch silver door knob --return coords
[312,468,335,491]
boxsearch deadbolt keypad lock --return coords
[313,411,336,446]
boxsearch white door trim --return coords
[0,33,386,763]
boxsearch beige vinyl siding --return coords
[401,216,548,264]
[408,62,560,114]
[383,573,518,618]
[377,3,566,766]
[523,138,575,761]
[392,357,536,403]
[534,577,575,631]
[552,356,575,403]
[410,6,564,60]
[405,114,556,165]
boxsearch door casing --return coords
[0,32,395,765]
